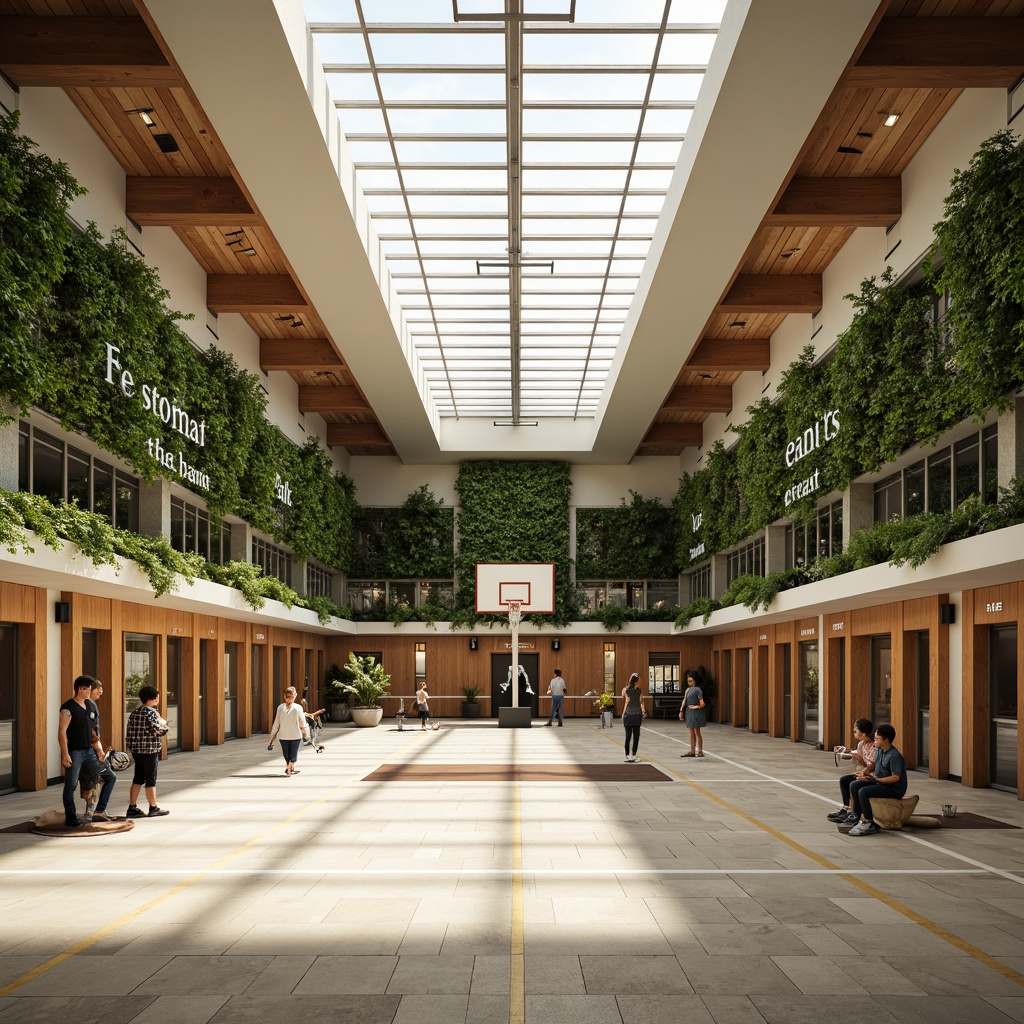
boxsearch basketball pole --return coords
[508,600,522,711]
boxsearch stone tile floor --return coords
[2,719,1024,1023]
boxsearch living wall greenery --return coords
[0,114,354,571]
[454,461,579,626]
[0,112,85,417]
[676,130,1024,571]
[351,485,454,579]
[575,491,677,579]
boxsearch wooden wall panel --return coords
[17,588,47,791]
[325,633,711,719]
[0,580,42,624]
[961,589,989,788]
[973,584,1018,624]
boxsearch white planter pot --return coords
[601,710,614,729]
[350,707,384,728]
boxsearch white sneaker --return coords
[847,820,871,836]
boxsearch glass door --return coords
[224,642,239,739]
[165,637,182,751]
[0,624,18,792]
[871,636,892,727]
[721,650,732,723]
[991,625,1018,792]
[738,649,750,727]
[917,631,930,771]
[124,633,157,726]
[836,638,847,747]
[799,641,819,745]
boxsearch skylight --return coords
[304,0,726,421]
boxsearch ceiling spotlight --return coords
[126,107,156,127]
[225,230,257,257]
[275,314,295,322]
[290,319,304,329]
[883,112,900,127]
[698,372,716,380]
[780,248,801,259]
[837,145,862,155]
[729,320,747,329]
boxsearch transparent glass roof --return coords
[303,0,726,420]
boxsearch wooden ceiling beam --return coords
[259,339,344,372]
[849,18,1024,89]
[0,16,177,88]
[663,384,733,414]
[126,177,259,227]
[716,275,821,314]
[207,275,309,313]
[688,339,771,372]
[766,177,901,228]
[642,423,704,447]
[326,423,390,447]
[298,386,370,414]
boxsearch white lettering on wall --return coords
[800,627,816,636]
[275,473,293,507]
[831,621,844,631]
[986,601,1004,613]
[785,409,840,468]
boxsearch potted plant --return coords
[341,652,391,727]
[324,662,350,723]
[594,689,615,728]
[461,684,482,719]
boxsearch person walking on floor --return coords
[268,686,310,776]
[621,672,646,762]
[415,681,431,731]
[826,718,875,823]
[679,671,707,758]
[125,685,171,817]
[84,676,118,822]
[58,676,113,829]
[546,668,567,726]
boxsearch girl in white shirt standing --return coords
[268,687,311,776]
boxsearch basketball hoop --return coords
[505,600,523,628]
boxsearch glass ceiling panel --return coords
[305,1,724,421]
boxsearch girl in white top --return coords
[268,687,310,776]
[415,682,430,731]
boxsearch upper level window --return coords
[19,422,139,532]
[785,500,843,569]
[726,536,765,584]
[252,536,292,587]
[170,497,231,565]
[688,563,712,601]
[578,581,678,615]
[872,424,997,524]
[305,562,334,600]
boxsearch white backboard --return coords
[475,563,555,615]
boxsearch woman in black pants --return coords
[621,672,646,762]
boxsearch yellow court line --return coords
[509,733,526,1024]
[0,734,426,998]
[590,725,1024,989]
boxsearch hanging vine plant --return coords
[928,130,1024,420]
[454,461,578,626]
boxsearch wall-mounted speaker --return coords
[938,603,956,625]
[469,637,479,651]
[54,601,71,623]
[551,638,561,651]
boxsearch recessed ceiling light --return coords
[837,145,862,155]
[729,320,747,329]
[883,112,900,127]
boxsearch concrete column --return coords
[844,483,873,547]
[293,558,309,598]
[998,397,1024,489]
[765,524,788,575]
[138,476,171,539]
[0,403,21,492]
[331,572,346,607]
[229,520,254,563]
[711,553,729,601]
[568,506,577,582]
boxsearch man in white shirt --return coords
[545,669,568,727]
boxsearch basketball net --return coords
[506,600,523,628]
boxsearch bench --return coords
[652,695,684,719]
